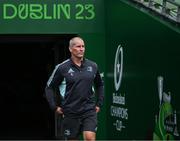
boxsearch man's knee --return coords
[83,131,96,141]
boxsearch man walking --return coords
[45,37,104,140]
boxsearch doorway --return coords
[0,34,75,139]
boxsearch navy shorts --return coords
[62,112,97,139]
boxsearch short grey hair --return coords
[69,37,83,48]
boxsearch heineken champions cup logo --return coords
[111,44,128,132]
[114,44,123,91]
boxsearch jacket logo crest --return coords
[68,68,74,76]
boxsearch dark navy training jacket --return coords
[45,58,104,116]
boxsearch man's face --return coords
[69,38,85,59]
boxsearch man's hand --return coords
[95,106,100,113]
[56,107,63,114]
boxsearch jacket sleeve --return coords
[45,86,57,111]
[45,65,63,111]
[94,67,104,107]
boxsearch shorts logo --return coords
[64,129,71,136]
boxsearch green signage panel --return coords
[105,0,180,140]
[0,0,105,33]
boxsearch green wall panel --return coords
[105,0,180,140]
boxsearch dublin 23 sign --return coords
[0,0,104,33]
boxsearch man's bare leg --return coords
[83,131,96,141]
